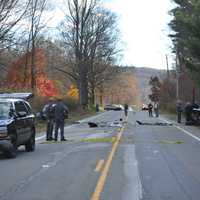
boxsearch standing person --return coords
[148,103,153,117]
[96,103,99,112]
[154,102,159,117]
[176,100,183,123]
[124,104,129,117]
[54,97,69,141]
[185,102,193,125]
[42,98,55,141]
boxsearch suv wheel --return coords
[25,129,35,152]
[4,137,17,158]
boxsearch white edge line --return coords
[161,118,200,142]
[35,124,75,142]
[36,135,45,141]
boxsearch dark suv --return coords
[0,93,35,158]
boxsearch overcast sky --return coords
[104,0,175,69]
[49,0,175,69]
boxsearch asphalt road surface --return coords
[1,110,200,200]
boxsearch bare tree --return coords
[59,0,96,107]
[0,0,30,49]
[24,0,47,92]
[86,9,120,104]
[59,0,120,107]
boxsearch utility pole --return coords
[176,51,181,101]
[166,55,170,80]
[192,86,196,104]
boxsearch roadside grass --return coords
[81,137,116,143]
[127,139,185,144]
[160,109,178,121]
[158,140,184,144]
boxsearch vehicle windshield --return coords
[0,102,12,119]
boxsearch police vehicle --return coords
[0,93,35,158]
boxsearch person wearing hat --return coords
[54,97,69,141]
[42,97,56,141]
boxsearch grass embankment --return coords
[160,109,177,121]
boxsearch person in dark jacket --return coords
[96,103,99,112]
[124,104,128,117]
[42,98,55,141]
[185,102,194,125]
[176,100,183,123]
[148,103,153,117]
[54,97,69,141]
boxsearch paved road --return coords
[1,110,200,200]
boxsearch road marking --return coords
[36,135,45,141]
[91,127,124,200]
[94,160,105,172]
[35,124,75,142]
[161,118,200,142]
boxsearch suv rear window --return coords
[0,102,12,119]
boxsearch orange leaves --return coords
[6,48,59,97]
[67,85,79,99]
[36,75,59,97]
[104,72,139,105]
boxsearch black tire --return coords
[4,137,17,159]
[25,129,35,152]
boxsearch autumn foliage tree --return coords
[148,76,161,102]
[104,72,139,106]
[6,48,59,97]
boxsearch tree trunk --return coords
[99,86,104,106]
[90,86,95,105]
[31,42,36,93]
[79,71,88,109]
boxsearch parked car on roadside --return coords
[0,93,35,158]
[141,104,149,111]
[104,104,123,111]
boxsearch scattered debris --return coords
[88,119,124,128]
[136,120,173,126]
[109,121,122,127]
[88,122,98,128]
[42,164,50,168]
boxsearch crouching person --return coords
[54,97,69,141]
